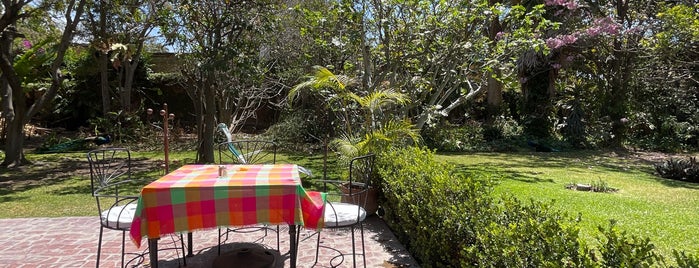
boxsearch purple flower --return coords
[545,0,579,10]
[565,1,578,10]
[496,31,505,40]
[22,39,32,49]
[561,34,577,44]
[546,38,563,49]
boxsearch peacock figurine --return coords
[35,134,111,154]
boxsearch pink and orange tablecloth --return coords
[129,164,326,249]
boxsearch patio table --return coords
[129,164,326,268]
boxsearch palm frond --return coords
[360,89,410,113]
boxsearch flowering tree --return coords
[531,0,657,146]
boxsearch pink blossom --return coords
[552,63,562,69]
[495,31,505,40]
[546,34,578,49]
[583,17,621,37]
[22,39,32,49]
[586,27,601,37]
[545,0,579,10]
[561,34,577,44]
[546,38,564,49]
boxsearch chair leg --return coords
[217,228,222,256]
[121,230,126,268]
[360,223,366,268]
[314,231,322,265]
[276,225,280,251]
[351,226,357,268]
[180,234,187,267]
[96,226,103,268]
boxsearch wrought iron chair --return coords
[216,140,280,254]
[87,148,186,268]
[217,140,277,165]
[312,153,375,268]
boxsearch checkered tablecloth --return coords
[129,164,325,248]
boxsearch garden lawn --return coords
[0,149,341,218]
[438,151,699,259]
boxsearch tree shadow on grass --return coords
[443,150,699,190]
[0,152,166,199]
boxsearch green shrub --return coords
[377,146,592,267]
[87,110,147,143]
[464,196,594,268]
[654,157,699,183]
[671,250,699,268]
[422,121,485,152]
[377,146,682,267]
[483,116,523,142]
[264,109,330,153]
[378,146,493,266]
[596,220,664,267]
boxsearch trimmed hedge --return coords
[376,146,699,267]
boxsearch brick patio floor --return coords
[0,216,419,268]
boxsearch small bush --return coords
[87,110,146,143]
[596,220,663,267]
[264,109,330,153]
[377,146,592,267]
[654,157,699,182]
[422,121,485,152]
[672,250,699,267]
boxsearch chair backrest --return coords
[322,154,376,227]
[87,148,139,229]
[217,140,277,164]
[87,148,132,194]
[343,154,376,204]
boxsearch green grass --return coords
[2,148,697,259]
[438,151,699,258]
[0,149,344,218]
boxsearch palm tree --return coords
[289,66,419,159]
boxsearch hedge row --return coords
[376,146,699,267]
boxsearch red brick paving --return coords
[0,216,419,267]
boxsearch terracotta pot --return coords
[339,183,379,216]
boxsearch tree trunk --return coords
[197,79,216,164]
[486,75,503,123]
[520,51,555,139]
[98,0,110,115]
[2,103,28,167]
[485,0,504,124]
[99,52,111,115]
[606,0,632,148]
[0,25,28,167]
[1,61,28,167]
[122,57,140,113]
